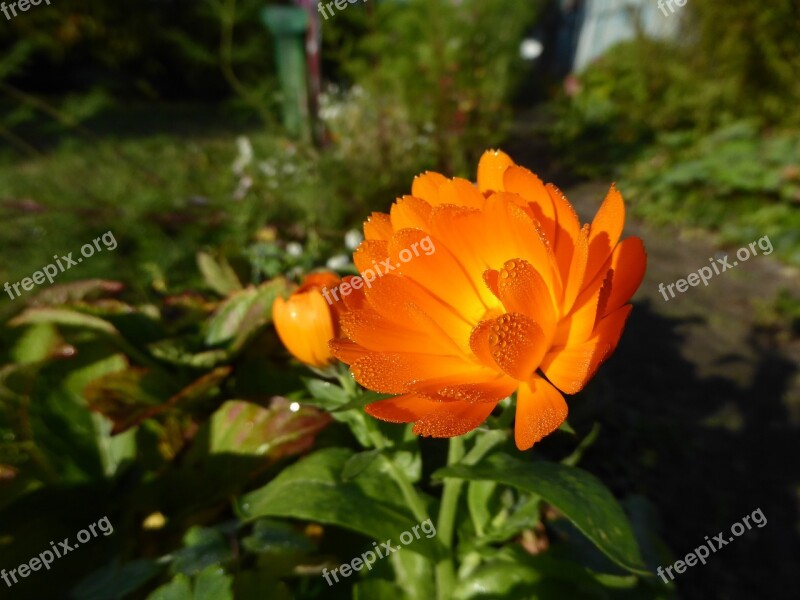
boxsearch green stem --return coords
[367,427,430,524]
[435,435,465,600]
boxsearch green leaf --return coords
[197,252,242,296]
[10,307,119,336]
[71,559,163,600]
[302,377,350,410]
[146,567,233,600]
[10,323,62,364]
[433,453,647,573]
[467,480,498,537]
[241,519,315,554]
[237,448,442,560]
[194,567,233,600]
[389,548,436,600]
[170,527,233,576]
[452,548,618,600]
[342,449,380,481]
[204,289,257,346]
[30,279,124,306]
[208,398,330,460]
[233,572,292,600]
[147,574,192,600]
[354,579,412,600]
[204,280,285,350]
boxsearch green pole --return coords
[262,6,310,139]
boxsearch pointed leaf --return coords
[433,453,647,574]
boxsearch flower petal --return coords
[365,393,443,423]
[390,195,433,232]
[487,312,547,381]
[541,304,632,394]
[437,375,518,403]
[489,258,557,338]
[389,229,488,324]
[412,399,498,437]
[515,375,568,450]
[411,171,449,205]
[477,149,514,193]
[363,212,393,241]
[503,166,556,242]
[437,177,486,209]
[601,237,647,318]
[586,184,625,282]
[351,351,494,394]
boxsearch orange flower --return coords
[329,150,647,450]
[273,272,341,368]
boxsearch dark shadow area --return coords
[574,299,800,600]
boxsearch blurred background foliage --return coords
[0,0,798,598]
[552,0,800,264]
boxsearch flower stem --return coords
[435,435,465,600]
[367,427,431,524]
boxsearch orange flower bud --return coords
[272,272,341,368]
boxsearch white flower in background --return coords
[326,254,350,271]
[520,38,544,60]
[286,242,304,258]
[259,161,277,178]
[232,136,253,175]
[282,163,297,176]
[232,175,253,201]
[344,229,364,251]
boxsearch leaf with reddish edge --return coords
[209,398,331,460]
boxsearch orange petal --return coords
[436,177,486,209]
[477,149,514,193]
[548,184,580,294]
[487,313,547,381]
[272,294,335,367]
[491,258,557,337]
[560,224,590,316]
[411,171,449,205]
[339,308,454,355]
[363,212,393,241]
[437,375,518,403]
[541,304,632,394]
[482,193,559,290]
[430,205,502,309]
[390,195,433,232]
[388,229,487,324]
[586,185,625,282]
[412,399,498,437]
[337,274,368,311]
[552,274,608,347]
[353,240,389,274]
[365,393,442,423]
[503,166,556,242]
[350,351,493,394]
[514,375,568,450]
[470,319,497,368]
[601,237,647,318]
[363,274,473,352]
[329,338,367,365]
